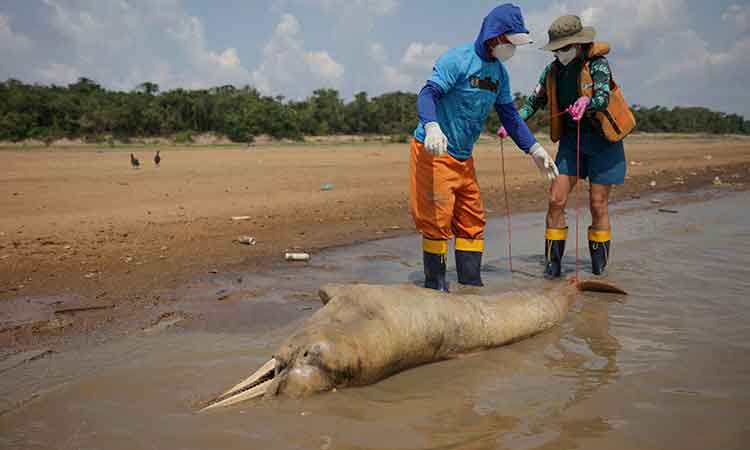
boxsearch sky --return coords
[1,0,749,117]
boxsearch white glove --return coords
[424,122,447,157]
[529,143,559,181]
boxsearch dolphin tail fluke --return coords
[573,277,627,295]
[200,358,276,412]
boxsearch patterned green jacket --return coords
[518,55,612,133]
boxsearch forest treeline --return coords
[1,78,748,144]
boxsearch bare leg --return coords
[589,184,612,230]
[546,175,578,228]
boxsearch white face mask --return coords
[492,43,516,62]
[555,46,577,66]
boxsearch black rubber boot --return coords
[423,251,449,292]
[588,227,611,275]
[455,250,483,286]
[544,227,567,278]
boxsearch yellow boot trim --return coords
[545,227,568,241]
[423,238,448,255]
[455,238,484,252]
[588,227,612,243]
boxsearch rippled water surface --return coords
[1,191,749,449]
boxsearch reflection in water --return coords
[536,296,623,448]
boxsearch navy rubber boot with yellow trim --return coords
[544,227,567,278]
[422,238,449,292]
[455,237,484,286]
[588,227,611,275]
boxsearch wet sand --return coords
[1,134,750,351]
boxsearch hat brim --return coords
[542,27,595,51]
[506,33,533,46]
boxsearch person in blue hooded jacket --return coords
[409,3,558,292]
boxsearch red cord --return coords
[575,119,581,279]
[498,108,580,278]
[499,137,512,272]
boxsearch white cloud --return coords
[368,42,387,65]
[251,13,344,97]
[580,0,688,51]
[305,51,344,79]
[645,29,709,84]
[276,12,301,35]
[383,66,413,90]
[1,0,748,116]
[363,40,450,92]
[301,0,397,17]
[722,4,750,33]
[36,62,79,85]
[0,14,33,55]
[167,15,245,73]
[401,42,449,71]
[29,0,252,90]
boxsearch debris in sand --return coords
[217,289,266,302]
[650,199,662,204]
[658,208,679,214]
[321,183,334,191]
[285,252,311,262]
[649,180,657,187]
[0,349,53,374]
[54,304,114,315]
[231,216,251,221]
[3,316,74,334]
[140,312,188,334]
[712,176,723,186]
[237,235,257,245]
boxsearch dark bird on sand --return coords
[154,150,161,166]
[130,153,140,169]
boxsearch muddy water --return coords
[1,190,749,449]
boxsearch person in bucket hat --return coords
[410,4,557,292]
[498,14,628,278]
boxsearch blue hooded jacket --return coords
[415,3,536,159]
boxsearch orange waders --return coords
[409,139,485,290]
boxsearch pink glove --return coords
[567,96,591,121]
[496,126,509,139]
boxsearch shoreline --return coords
[1,137,750,354]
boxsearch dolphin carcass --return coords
[202,278,625,411]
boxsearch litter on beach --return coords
[285,252,311,261]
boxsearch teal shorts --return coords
[555,130,626,185]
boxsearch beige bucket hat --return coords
[542,15,596,51]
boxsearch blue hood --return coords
[474,3,530,61]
